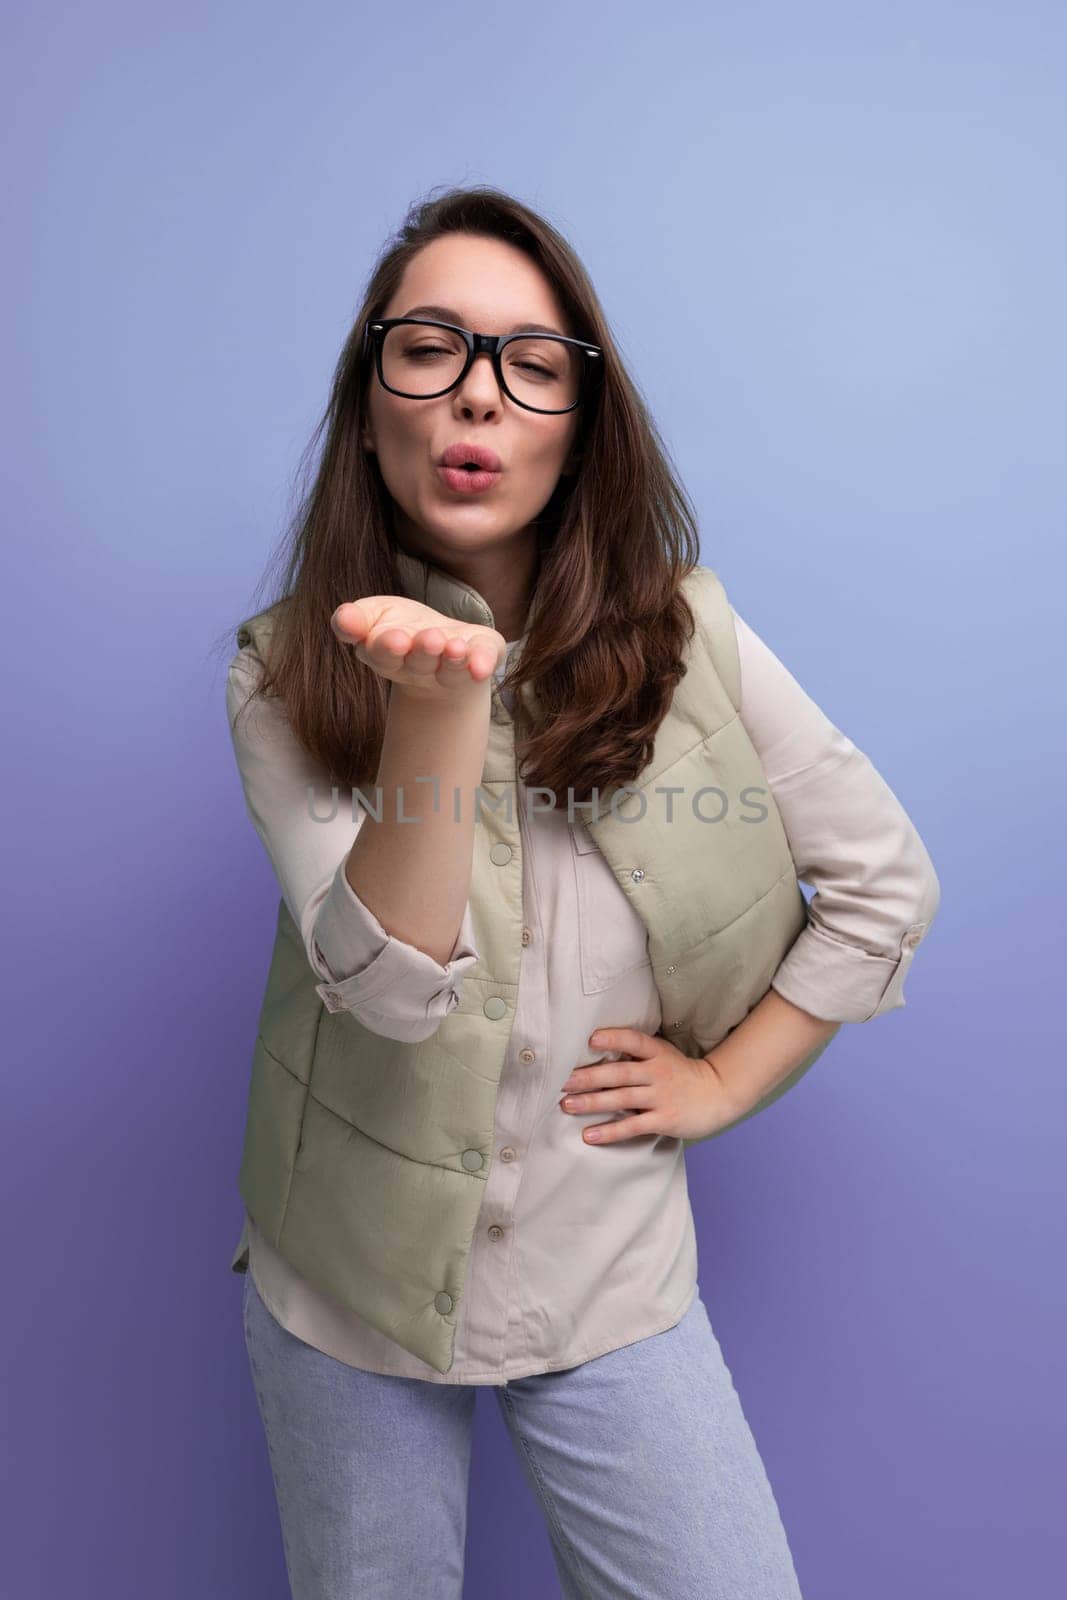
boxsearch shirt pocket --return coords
[569,821,653,995]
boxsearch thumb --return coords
[332,601,375,644]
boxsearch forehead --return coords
[386,234,571,336]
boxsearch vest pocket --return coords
[569,821,653,994]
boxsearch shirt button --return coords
[520,1048,535,1063]
[487,1225,505,1241]
[500,1147,516,1161]
[666,964,676,975]
[521,926,532,945]
[631,867,645,882]
[434,1291,454,1315]
[903,929,923,949]
[489,843,513,865]
[461,1149,484,1171]
[483,996,507,1020]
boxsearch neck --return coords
[393,530,539,643]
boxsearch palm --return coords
[331,595,506,697]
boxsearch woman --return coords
[225,185,940,1599]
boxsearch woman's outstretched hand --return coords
[559,1027,747,1144]
[331,596,507,701]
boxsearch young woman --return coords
[226,185,940,1599]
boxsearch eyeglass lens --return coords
[381,324,581,412]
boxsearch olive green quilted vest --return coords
[228,555,836,1373]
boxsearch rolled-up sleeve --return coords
[732,610,941,1024]
[226,647,480,1042]
[311,856,480,1040]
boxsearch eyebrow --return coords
[398,303,566,337]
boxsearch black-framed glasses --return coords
[365,317,603,414]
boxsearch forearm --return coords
[703,987,842,1116]
[344,682,491,967]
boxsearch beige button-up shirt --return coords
[227,609,940,1384]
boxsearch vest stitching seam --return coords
[256,1034,303,1082]
[279,1008,326,1222]
[673,862,797,962]
[427,1033,498,1086]
[675,706,741,767]
[258,1015,500,1089]
[621,708,741,796]
[257,1033,488,1175]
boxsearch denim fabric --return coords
[241,1268,805,1599]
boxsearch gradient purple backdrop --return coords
[4,3,1064,1597]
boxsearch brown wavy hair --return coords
[221,183,702,804]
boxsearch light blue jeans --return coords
[241,1267,805,1599]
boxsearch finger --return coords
[430,635,494,680]
[562,1051,660,1093]
[436,635,491,682]
[332,601,375,644]
[581,1110,662,1144]
[587,1027,659,1059]
[466,638,502,680]
[403,627,449,678]
[363,625,415,670]
[561,1084,655,1115]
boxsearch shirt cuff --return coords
[310,854,393,982]
[770,917,932,1023]
[311,857,480,1039]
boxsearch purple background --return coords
[5,3,1064,1596]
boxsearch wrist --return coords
[701,1052,756,1120]
[389,678,492,714]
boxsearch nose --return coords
[455,350,504,408]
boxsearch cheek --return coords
[373,414,432,499]
[518,427,577,494]
[377,400,427,453]
[500,456,571,523]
